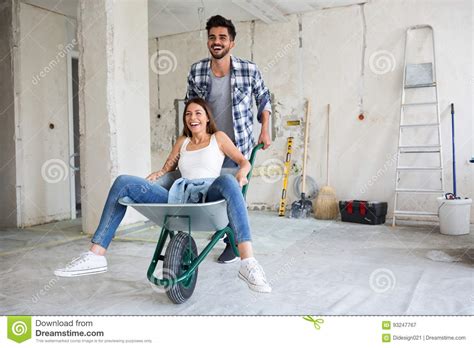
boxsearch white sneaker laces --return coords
[247,262,268,284]
[66,252,91,268]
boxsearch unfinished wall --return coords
[16,3,77,227]
[78,0,151,234]
[0,0,19,228]
[152,0,473,222]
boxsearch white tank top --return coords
[178,134,225,179]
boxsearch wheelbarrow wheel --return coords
[163,231,198,304]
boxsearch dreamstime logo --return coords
[7,316,32,343]
[150,50,178,75]
[359,152,397,194]
[260,158,285,184]
[11,321,28,335]
[41,159,69,184]
[262,38,299,74]
[148,267,178,294]
[369,268,396,293]
[32,38,77,85]
[369,50,396,75]
[31,276,59,303]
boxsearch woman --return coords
[55,98,271,293]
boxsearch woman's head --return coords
[182,98,218,137]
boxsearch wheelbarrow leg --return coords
[147,225,171,285]
[224,226,240,258]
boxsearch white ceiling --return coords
[23,0,366,38]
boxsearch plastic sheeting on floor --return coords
[0,212,473,315]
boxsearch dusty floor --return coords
[0,212,473,315]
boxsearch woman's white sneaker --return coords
[54,251,107,277]
[238,258,272,293]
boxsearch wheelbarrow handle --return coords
[242,143,264,199]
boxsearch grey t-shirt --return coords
[208,70,235,143]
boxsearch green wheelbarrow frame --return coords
[119,144,263,300]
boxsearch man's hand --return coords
[235,170,249,188]
[258,110,271,150]
[258,129,271,150]
[146,170,164,181]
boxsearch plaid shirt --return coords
[185,55,271,158]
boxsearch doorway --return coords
[68,52,81,219]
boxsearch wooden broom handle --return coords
[327,103,330,186]
[302,100,310,194]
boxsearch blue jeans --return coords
[91,174,251,249]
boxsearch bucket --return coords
[437,197,472,235]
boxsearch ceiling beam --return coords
[232,0,274,24]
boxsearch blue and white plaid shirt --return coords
[185,55,271,159]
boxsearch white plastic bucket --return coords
[437,197,472,236]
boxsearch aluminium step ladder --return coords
[392,25,445,226]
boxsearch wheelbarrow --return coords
[119,144,263,303]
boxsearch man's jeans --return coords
[91,173,250,249]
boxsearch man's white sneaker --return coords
[54,251,107,277]
[238,258,272,293]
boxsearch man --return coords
[185,15,272,263]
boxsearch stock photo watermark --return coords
[369,268,396,294]
[369,50,396,75]
[41,159,69,184]
[262,38,299,74]
[32,39,77,86]
[359,152,397,194]
[150,49,178,75]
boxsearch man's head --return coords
[206,15,236,59]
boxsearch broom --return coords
[314,104,339,220]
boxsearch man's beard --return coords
[209,45,230,59]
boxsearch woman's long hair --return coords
[182,98,219,137]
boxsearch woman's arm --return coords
[215,131,251,187]
[146,136,186,181]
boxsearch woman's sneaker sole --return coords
[54,267,108,277]
[238,272,272,293]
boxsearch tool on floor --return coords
[339,200,388,225]
[392,24,445,226]
[278,137,293,216]
[293,174,318,201]
[290,100,313,218]
[314,104,339,220]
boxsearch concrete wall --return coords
[78,0,151,234]
[0,0,19,228]
[15,3,77,227]
[151,0,473,221]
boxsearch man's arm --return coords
[185,71,199,101]
[252,66,272,149]
[258,110,271,150]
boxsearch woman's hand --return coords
[146,170,164,181]
[235,170,249,188]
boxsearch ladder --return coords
[392,25,445,226]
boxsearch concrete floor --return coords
[1,212,473,315]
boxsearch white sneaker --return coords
[54,251,107,277]
[238,258,272,293]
